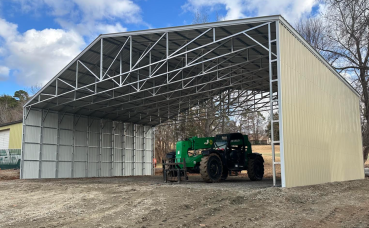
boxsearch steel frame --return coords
[21,15,363,187]
[25,21,276,124]
[22,17,285,186]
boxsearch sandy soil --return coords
[0,169,20,181]
[0,146,368,228]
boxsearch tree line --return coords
[0,90,29,124]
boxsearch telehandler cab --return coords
[163,133,264,183]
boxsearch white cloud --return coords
[12,0,143,35]
[72,0,142,24]
[0,18,85,86]
[0,0,144,86]
[0,66,10,81]
[95,22,127,34]
[56,19,128,41]
[183,0,319,23]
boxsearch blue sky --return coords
[0,0,321,96]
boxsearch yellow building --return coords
[0,120,22,149]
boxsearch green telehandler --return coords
[163,133,264,183]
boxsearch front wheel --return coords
[247,156,264,181]
[200,153,223,183]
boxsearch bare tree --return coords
[29,84,43,96]
[295,17,338,64]
[296,0,369,146]
[239,111,266,144]
[192,10,210,24]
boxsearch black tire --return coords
[200,153,223,183]
[247,156,264,181]
[221,168,228,181]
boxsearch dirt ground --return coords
[0,146,368,228]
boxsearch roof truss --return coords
[26,17,280,126]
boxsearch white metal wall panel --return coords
[88,147,99,162]
[41,162,56,178]
[112,122,124,176]
[102,134,112,148]
[22,109,154,179]
[22,161,39,179]
[114,148,123,161]
[103,121,112,133]
[75,117,88,131]
[113,163,123,176]
[58,162,72,178]
[22,109,42,178]
[60,130,73,145]
[90,119,100,132]
[144,163,152,175]
[125,149,133,162]
[41,145,57,160]
[135,163,143,175]
[101,148,112,162]
[75,147,87,161]
[124,162,134,176]
[24,109,41,126]
[24,126,41,143]
[100,163,111,176]
[59,146,73,160]
[43,128,57,144]
[23,144,40,160]
[89,133,100,146]
[60,115,73,130]
[73,162,86,177]
[44,112,58,128]
[75,132,87,146]
[88,163,99,177]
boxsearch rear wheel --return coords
[247,156,264,181]
[200,153,223,183]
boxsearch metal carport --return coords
[21,15,364,187]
